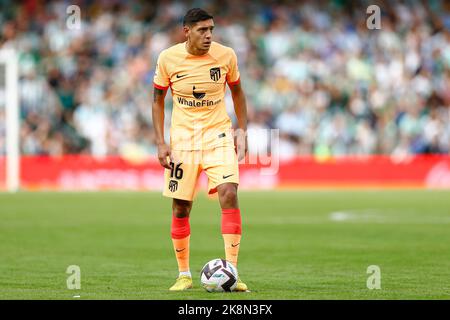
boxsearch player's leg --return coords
[169,198,194,291]
[162,149,200,291]
[204,146,248,291]
[217,183,248,292]
[217,182,241,267]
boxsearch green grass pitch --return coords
[0,190,449,300]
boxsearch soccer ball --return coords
[200,259,238,292]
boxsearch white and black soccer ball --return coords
[200,259,238,292]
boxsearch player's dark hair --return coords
[183,8,213,27]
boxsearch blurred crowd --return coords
[0,0,450,159]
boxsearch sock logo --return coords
[231,243,240,248]
[176,248,185,253]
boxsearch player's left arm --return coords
[230,82,248,162]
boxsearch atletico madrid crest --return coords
[168,180,178,192]
[210,67,221,81]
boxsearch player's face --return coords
[186,19,214,51]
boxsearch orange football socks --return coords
[222,208,242,267]
[171,216,190,273]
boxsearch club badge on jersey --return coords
[210,67,221,81]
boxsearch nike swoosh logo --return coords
[231,243,240,247]
[223,174,234,179]
[176,74,187,78]
[176,248,185,252]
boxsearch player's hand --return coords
[235,131,248,162]
[157,143,173,169]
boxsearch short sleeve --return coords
[226,48,240,87]
[153,51,170,90]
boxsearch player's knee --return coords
[173,208,190,218]
[219,185,238,207]
[172,199,192,218]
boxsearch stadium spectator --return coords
[0,0,449,157]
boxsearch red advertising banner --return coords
[0,156,5,189]
[272,155,450,188]
[0,155,449,190]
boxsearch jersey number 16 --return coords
[169,162,184,179]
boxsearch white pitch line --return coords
[329,210,450,224]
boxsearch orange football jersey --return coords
[154,41,240,151]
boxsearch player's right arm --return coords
[152,86,172,169]
[152,51,173,169]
